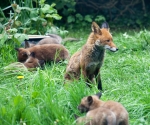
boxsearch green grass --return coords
[0,28,150,125]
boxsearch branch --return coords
[141,0,146,14]
[114,0,141,21]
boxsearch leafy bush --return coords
[67,14,105,29]
[47,0,150,29]
[0,0,62,46]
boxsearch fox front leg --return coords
[97,73,102,90]
[81,67,87,80]
[81,66,91,87]
[95,68,102,90]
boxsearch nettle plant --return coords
[0,0,62,46]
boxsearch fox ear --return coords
[95,92,102,99]
[74,114,79,119]
[15,48,19,51]
[30,52,35,58]
[25,41,30,48]
[92,22,102,35]
[87,96,93,105]
[101,21,109,31]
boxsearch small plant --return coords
[138,30,150,50]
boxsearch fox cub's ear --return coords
[101,21,109,31]
[87,96,93,105]
[25,41,30,48]
[30,52,36,58]
[15,48,19,51]
[95,92,102,98]
[92,22,102,35]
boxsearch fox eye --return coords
[106,40,110,42]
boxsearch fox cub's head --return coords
[78,92,102,113]
[15,41,34,62]
[24,52,44,68]
[91,22,118,52]
[15,48,31,62]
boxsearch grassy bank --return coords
[0,29,150,125]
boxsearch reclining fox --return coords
[15,43,70,63]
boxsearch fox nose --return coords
[77,106,83,113]
[116,48,119,51]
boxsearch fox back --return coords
[24,34,63,48]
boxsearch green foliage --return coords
[46,0,150,28]
[84,15,93,22]
[39,3,62,22]
[9,0,61,34]
[49,0,76,16]
[116,30,150,52]
[67,14,105,29]
[0,31,8,46]
[95,15,106,22]
[0,0,62,46]
[2,0,150,28]
[48,0,106,28]
[138,30,150,50]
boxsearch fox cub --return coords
[77,92,129,125]
[15,43,70,63]
[23,52,44,69]
[64,21,118,90]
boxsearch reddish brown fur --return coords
[16,44,70,63]
[23,52,44,69]
[64,22,118,90]
[64,51,81,80]
[78,93,129,125]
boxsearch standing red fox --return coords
[64,21,118,90]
